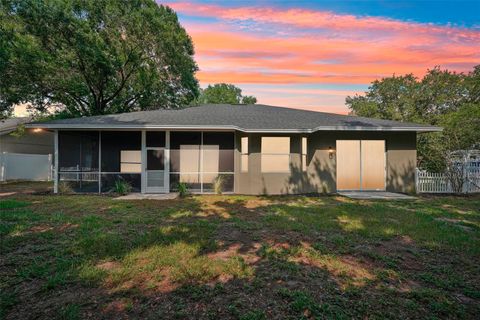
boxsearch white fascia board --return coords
[25,123,443,133]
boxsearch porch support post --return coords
[141,130,146,194]
[165,131,170,193]
[54,130,59,194]
[98,131,101,193]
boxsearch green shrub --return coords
[214,175,224,194]
[113,179,132,195]
[177,182,189,197]
[58,181,73,194]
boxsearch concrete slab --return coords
[338,191,415,200]
[114,193,179,200]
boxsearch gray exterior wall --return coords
[234,131,416,195]
[0,129,54,155]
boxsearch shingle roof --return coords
[27,104,441,132]
[1,117,31,135]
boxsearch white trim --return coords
[141,130,146,193]
[200,132,204,193]
[54,130,58,194]
[98,131,101,193]
[165,131,170,193]
[26,123,442,133]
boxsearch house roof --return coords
[26,104,441,133]
[0,117,31,135]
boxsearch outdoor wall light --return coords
[32,128,43,133]
[328,146,335,159]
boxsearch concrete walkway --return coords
[338,191,415,200]
[114,193,179,200]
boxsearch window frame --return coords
[261,136,291,173]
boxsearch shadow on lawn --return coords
[1,195,479,319]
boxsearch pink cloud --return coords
[168,1,480,43]
[161,1,480,113]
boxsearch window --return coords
[120,151,141,173]
[261,137,290,173]
[241,137,248,172]
[302,137,308,172]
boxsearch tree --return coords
[346,66,480,171]
[0,0,199,119]
[196,83,257,104]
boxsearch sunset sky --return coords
[162,0,480,114]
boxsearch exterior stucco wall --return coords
[234,131,416,195]
[0,129,54,155]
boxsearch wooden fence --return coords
[416,168,480,194]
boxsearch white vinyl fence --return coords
[416,167,480,194]
[0,152,52,182]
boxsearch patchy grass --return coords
[0,187,479,319]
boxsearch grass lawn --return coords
[1,186,479,319]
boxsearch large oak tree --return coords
[0,0,199,118]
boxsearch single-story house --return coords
[27,104,441,194]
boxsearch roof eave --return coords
[25,123,443,133]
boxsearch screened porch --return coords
[55,131,235,193]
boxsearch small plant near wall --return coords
[113,179,132,195]
[214,175,224,195]
[58,181,73,194]
[177,182,189,198]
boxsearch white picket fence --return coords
[0,152,53,182]
[416,167,480,194]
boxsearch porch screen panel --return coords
[100,131,141,192]
[146,131,166,148]
[101,131,141,172]
[101,174,141,192]
[202,132,234,192]
[170,132,234,192]
[58,131,99,192]
[170,132,201,192]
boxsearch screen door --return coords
[145,148,167,193]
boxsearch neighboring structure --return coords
[1,117,53,154]
[1,117,54,181]
[27,104,441,194]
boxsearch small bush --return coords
[58,181,73,194]
[177,182,189,197]
[113,179,132,195]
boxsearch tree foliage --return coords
[346,66,480,171]
[196,83,257,105]
[0,0,199,119]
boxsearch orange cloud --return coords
[162,1,480,112]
